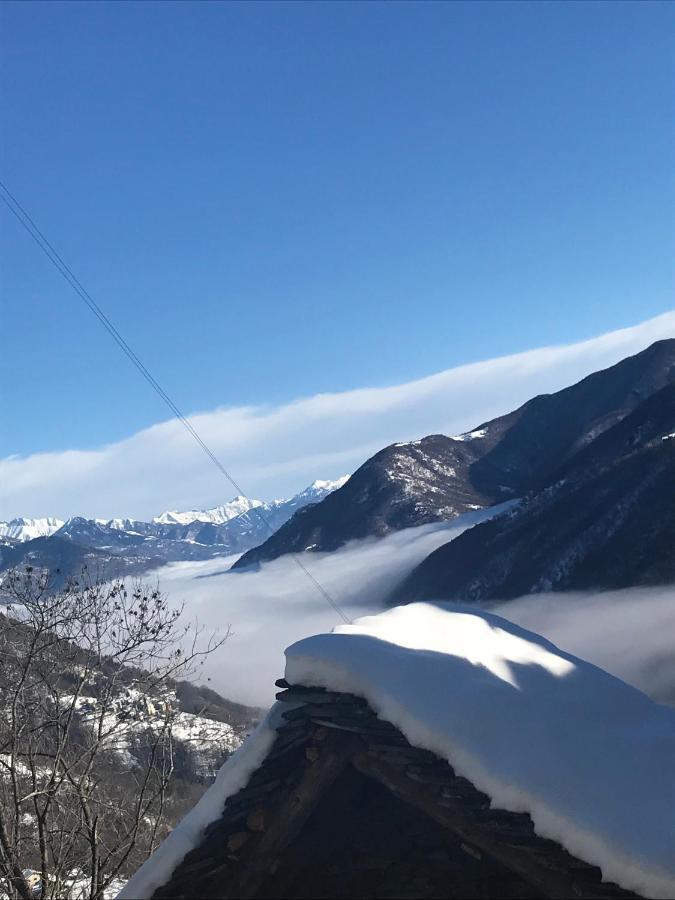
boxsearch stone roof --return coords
[150,680,641,900]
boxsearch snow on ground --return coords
[118,705,285,899]
[55,687,239,775]
[150,504,513,706]
[14,869,127,900]
[120,603,675,900]
[450,427,488,441]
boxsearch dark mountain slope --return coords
[234,339,675,570]
[234,434,495,566]
[467,338,675,497]
[393,383,675,604]
[0,535,159,585]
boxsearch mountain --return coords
[392,382,675,604]
[0,535,138,583]
[232,436,496,569]
[151,479,348,529]
[0,516,64,542]
[0,478,348,583]
[153,496,264,526]
[233,339,675,570]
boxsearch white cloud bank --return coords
[153,510,500,706]
[2,311,674,520]
[151,507,675,710]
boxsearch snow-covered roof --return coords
[120,604,675,900]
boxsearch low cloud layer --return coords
[2,311,673,520]
[152,511,495,706]
[151,507,675,710]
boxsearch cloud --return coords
[151,510,675,710]
[2,311,673,520]
[152,511,496,707]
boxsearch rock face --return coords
[233,339,675,570]
[393,382,675,604]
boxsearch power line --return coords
[0,180,351,625]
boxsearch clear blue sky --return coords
[1,0,673,458]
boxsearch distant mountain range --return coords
[0,478,348,582]
[233,339,675,572]
[0,516,65,542]
[152,496,264,526]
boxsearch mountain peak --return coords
[306,476,350,493]
[0,517,64,543]
[153,496,264,526]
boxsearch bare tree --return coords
[0,567,226,900]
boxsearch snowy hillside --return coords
[56,682,248,780]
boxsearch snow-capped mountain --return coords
[153,496,264,526]
[0,478,349,583]
[271,476,349,513]
[0,517,64,543]
[151,480,348,528]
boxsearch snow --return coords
[104,518,139,531]
[119,604,675,899]
[153,496,264,526]
[450,427,488,441]
[286,604,675,899]
[56,687,240,775]
[305,476,349,493]
[2,478,350,544]
[13,869,127,900]
[117,704,286,900]
[0,516,64,542]
[152,479,349,526]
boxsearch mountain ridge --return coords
[392,381,675,604]
[233,339,675,570]
[0,477,349,582]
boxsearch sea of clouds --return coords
[152,511,675,709]
[153,512,488,707]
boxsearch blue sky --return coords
[1,0,673,463]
